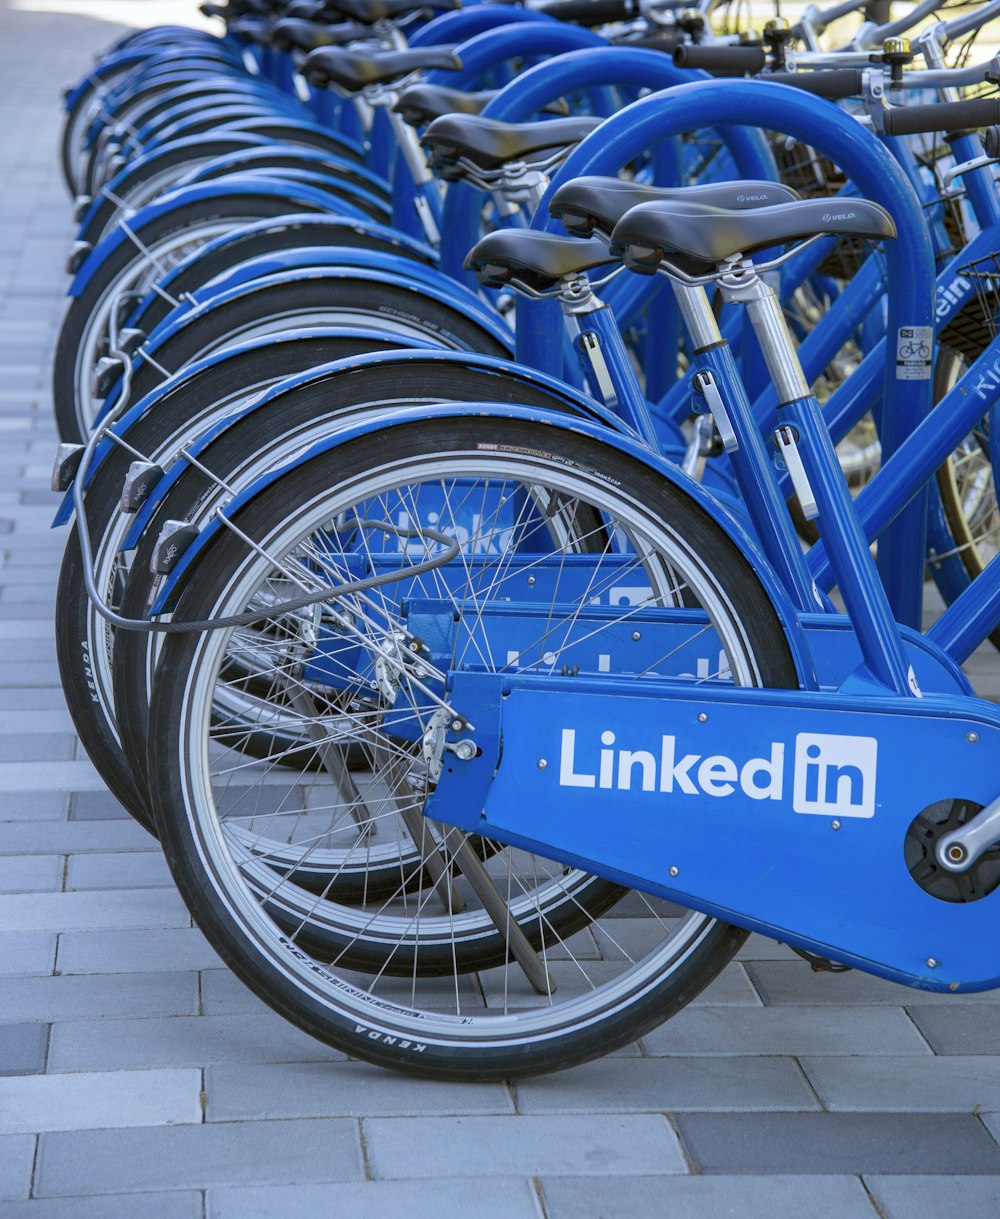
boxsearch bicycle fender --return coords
[120,348,623,549]
[67,178,354,298]
[146,401,814,685]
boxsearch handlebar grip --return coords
[764,68,863,101]
[671,44,767,73]
[536,0,640,27]
[883,96,1000,136]
[985,126,1000,159]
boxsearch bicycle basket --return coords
[940,252,1000,362]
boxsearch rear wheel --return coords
[148,415,798,1078]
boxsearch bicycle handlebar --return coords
[765,67,864,100]
[672,43,766,73]
[883,96,1000,136]
[536,0,641,26]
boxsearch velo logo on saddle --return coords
[558,728,877,818]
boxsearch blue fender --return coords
[91,261,513,420]
[146,400,815,686]
[53,327,438,526]
[74,132,274,244]
[134,262,511,357]
[515,78,936,627]
[175,142,389,199]
[67,177,357,298]
[121,348,622,547]
[143,247,485,329]
[125,214,437,331]
[167,166,379,221]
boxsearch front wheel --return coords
[148,415,798,1079]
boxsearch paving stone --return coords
[0,687,65,709]
[0,734,72,764]
[0,1135,35,1201]
[0,855,62,893]
[0,888,187,934]
[0,1192,204,1219]
[208,1179,544,1219]
[48,1012,345,1072]
[0,792,67,822]
[515,1055,818,1113]
[674,1113,1000,1175]
[0,1068,200,1134]
[0,760,108,792]
[67,791,133,821]
[0,1024,46,1076]
[365,1115,686,1179]
[0,932,55,977]
[0,971,198,1022]
[0,711,73,734]
[0,820,156,855]
[907,1005,1000,1055]
[64,851,172,891]
[206,1061,514,1122]
[748,961,1000,1006]
[865,1175,1000,1219]
[199,969,270,1016]
[56,927,221,976]
[640,1006,931,1057]
[802,1056,1000,1112]
[540,1175,878,1219]
[36,1119,364,1196]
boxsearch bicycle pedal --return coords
[789,946,853,974]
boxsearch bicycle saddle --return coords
[325,0,460,23]
[269,17,366,52]
[394,84,569,128]
[610,197,896,275]
[551,177,802,239]
[465,230,615,292]
[303,45,461,91]
[422,115,602,178]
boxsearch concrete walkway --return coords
[1,1,999,1215]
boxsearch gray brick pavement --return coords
[1,0,1000,1212]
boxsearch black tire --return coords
[52,189,333,443]
[148,415,798,1079]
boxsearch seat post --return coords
[719,263,916,696]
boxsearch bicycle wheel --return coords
[55,330,411,829]
[52,190,332,442]
[933,344,999,647]
[148,414,798,1078]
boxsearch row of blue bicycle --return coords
[51,0,1000,1078]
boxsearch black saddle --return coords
[422,115,602,179]
[393,83,569,128]
[269,17,366,51]
[325,0,460,23]
[465,230,615,292]
[550,176,802,239]
[610,197,896,276]
[303,45,461,91]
